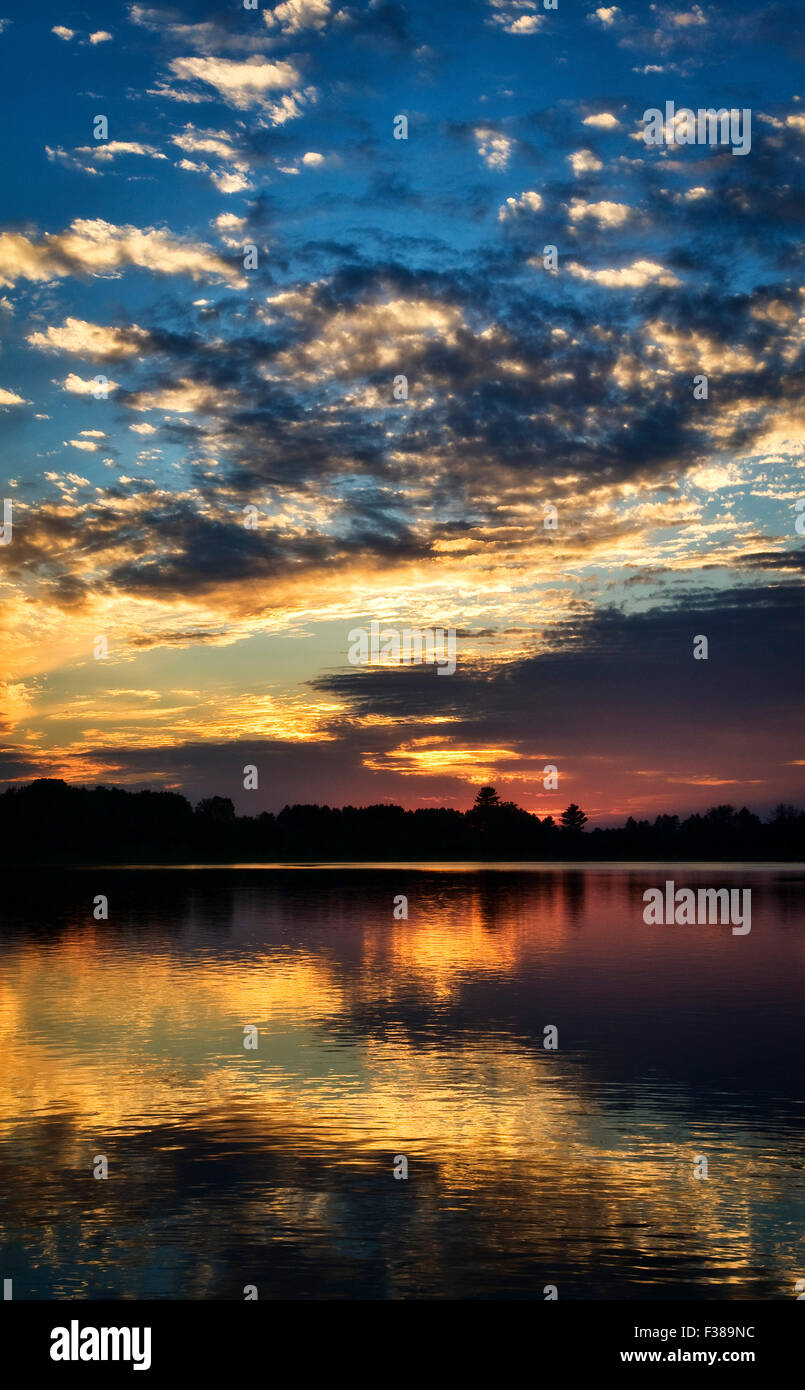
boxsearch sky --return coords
[0,0,803,822]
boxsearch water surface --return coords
[1,865,803,1299]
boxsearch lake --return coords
[1,865,803,1299]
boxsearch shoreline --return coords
[10,859,805,872]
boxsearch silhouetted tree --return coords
[0,779,799,865]
[196,796,236,822]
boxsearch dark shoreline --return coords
[2,779,803,866]
[6,850,805,861]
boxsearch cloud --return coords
[498,190,543,220]
[27,318,151,359]
[127,378,240,415]
[49,142,167,171]
[263,0,332,34]
[487,2,544,34]
[582,112,620,130]
[568,149,603,175]
[366,737,521,780]
[475,127,514,170]
[51,25,74,41]
[670,6,707,27]
[130,4,273,55]
[274,150,332,176]
[177,157,253,194]
[171,126,236,160]
[61,373,119,395]
[567,197,632,226]
[211,167,253,193]
[212,212,249,244]
[0,219,244,289]
[642,320,764,374]
[0,681,33,733]
[0,387,27,407]
[263,291,466,382]
[589,6,620,24]
[166,55,304,109]
[309,584,805,816]
[214,213,247,232]
[89,30,113,44]
[567,259,681,288]
[616,2,715,63]
[0,0,801,825]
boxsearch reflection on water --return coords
[0,866,803,1299]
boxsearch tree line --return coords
[0,779,802,863]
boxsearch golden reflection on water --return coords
[0,868,802,1298]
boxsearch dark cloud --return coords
[307,581,805,815]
